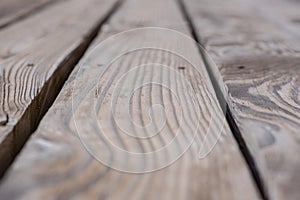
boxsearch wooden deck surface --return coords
[0,0,299,199]
[181,0,300,199]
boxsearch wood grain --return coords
[0,0,120,177]
[181,0,300,199]
[0,0,59,29]
[0,0,261,199]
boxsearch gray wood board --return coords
[0,0,59,28]
[0,0,120,176]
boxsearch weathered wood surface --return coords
[0,0,260,199]
[0,0,59,29]
[181,0,300,199]
[0,0,119,177]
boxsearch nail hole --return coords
[178,66,185,70]
[27,63,34,67]
[238,66,245,69]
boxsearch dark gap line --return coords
[0,0,123,179]
[176,0,269,199]
[0,0,65,30]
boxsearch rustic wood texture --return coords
[181,0,300,199]
[0,0,260,199]
[0,0,59,29]
[0,0,119,177]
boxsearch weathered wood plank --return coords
[0,0,261,199]
[0,0,59,29]
[0,0,120,176]
[181,0,300,199]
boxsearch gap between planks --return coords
[176,0,268,199]
[179,0,300,199]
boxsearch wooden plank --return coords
[0,0,261,199]
[181,0,300,199]
[0,0,120,177]
[0,0,59,29]
[249,0,300,43]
